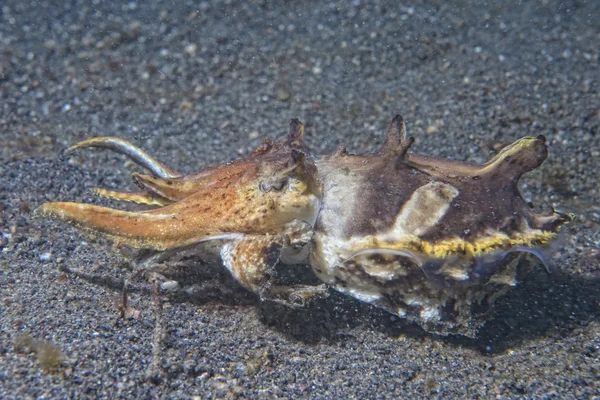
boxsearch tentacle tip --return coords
[556,211,576,229]
[387,114,406,136]
[381,114,409,156]
[564,212,576,222]
[32,206,43,218]
[58,142,82,161]
[57,147,70,162]
[32,204,50,219]
[290,118,303,127]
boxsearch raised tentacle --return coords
[287,118,305,147]
[59,136,182,179]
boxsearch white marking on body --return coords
[315,160,362,238]
[385,181,459,240]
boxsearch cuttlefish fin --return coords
[92,188,172,206]
[59,136,182,179]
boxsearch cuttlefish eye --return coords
[259,178,288,193]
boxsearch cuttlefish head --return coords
[234,118,322,233]
[34,118,323,251]
[254,150,320,225]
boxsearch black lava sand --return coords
[1,0,599,398]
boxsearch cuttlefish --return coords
[35,114,572,336]
[35,120,324,302]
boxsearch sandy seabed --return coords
[1,0,598,398]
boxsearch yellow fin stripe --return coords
[358,230,557,259]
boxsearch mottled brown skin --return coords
[316,116,564,244]
[315,153,430,237]
[408,136,563,243]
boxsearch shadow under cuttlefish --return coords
[59,248,600,356]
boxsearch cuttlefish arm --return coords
[60,121,315,207]
[60,136,182,179]
[222,221,328,306]
[60,136,234,207]
[91,188,172,207]
[221,235,283,292]
[59,136,182,206]
[37,120,324,307]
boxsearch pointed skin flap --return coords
[379,115,415,161]
[287,118,305,148]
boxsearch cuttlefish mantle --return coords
[310,114,572,336]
